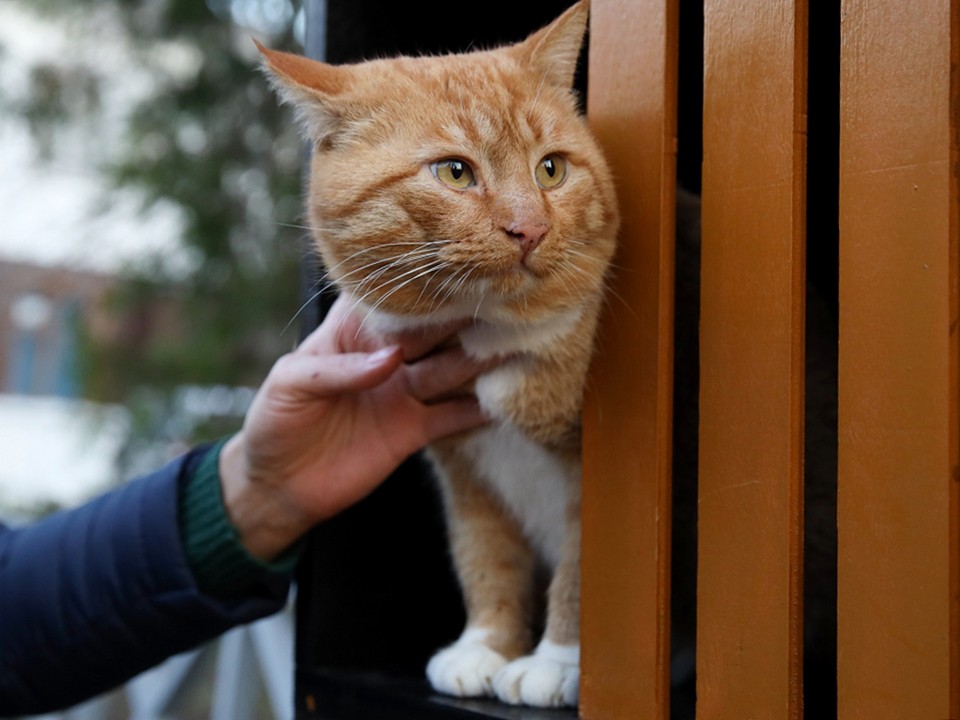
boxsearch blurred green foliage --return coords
[16,0,311,417]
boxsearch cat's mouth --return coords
[449,254,540,292]
[480,245,550,281]
[520,254,552,277]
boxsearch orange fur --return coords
[261,1,618,707]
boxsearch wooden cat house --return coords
[293,1,959,718]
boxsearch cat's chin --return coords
[351,296,583,360]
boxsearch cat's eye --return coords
[432,159,476,190]
[535,154,567,189]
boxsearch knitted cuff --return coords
[179,438,301,598]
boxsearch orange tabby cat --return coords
[259,0,618,707]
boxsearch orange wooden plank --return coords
[697,1,808,718]
[954,3,960,710]
[581,0,678,717]
[837,1,960,717]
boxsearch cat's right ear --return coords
[256,41,349,147]
[514,0,589,91]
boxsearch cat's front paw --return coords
[426,630,508,698]
[492,641,579,708]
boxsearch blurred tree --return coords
[12,0,310,439]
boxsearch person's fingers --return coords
[294,294,354,355]
[388,319,473,362]
[272,345,403,397]
[420,396,489,442]
[404,346,502,402]
[296,292,471,361]
[342,316,471,360]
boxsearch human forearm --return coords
[0,451,288,717]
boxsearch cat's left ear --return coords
[255,40,351,146]
[514,0,589,90]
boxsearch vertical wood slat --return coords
[581,0,678,717]
[837,1,960,717]
[697,2,807,718]
[954,2,960,709]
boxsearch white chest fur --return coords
[456,306,583,359]
[359,300,581,567]
[460,423,575,569]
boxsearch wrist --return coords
[219,433,314,561]
[179,439,299,597]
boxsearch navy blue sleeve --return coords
[0,447,291,717]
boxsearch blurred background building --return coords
[0,258,126,514]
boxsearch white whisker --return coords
[429,265,477,312]
[324,239,446,278]
[356,259,449,337]
[350,256,448,311]
[473,281,489,321]
[557,258,639,322]
[346,248,436,288]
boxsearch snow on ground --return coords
[0,394,128,513]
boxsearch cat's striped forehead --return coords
[434,94,564,165]
[376,53,575,166]
[258,1,589,156]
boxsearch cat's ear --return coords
[256,40,350,145]
[515,0,589,90]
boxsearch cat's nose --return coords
[504,220,549,260]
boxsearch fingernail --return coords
[367,346,399,366]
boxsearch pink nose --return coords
[504,221,549,260]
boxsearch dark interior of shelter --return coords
[294,1,841,718]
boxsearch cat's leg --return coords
[426,440,537,699]
[492,501,580,708]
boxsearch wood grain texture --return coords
[581,0,678,717]
[837,1,960,717]
[697,1,808,718]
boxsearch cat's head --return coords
[259,0,618,326]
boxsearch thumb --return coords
[278,346,403,397]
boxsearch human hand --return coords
[218,295,492,560]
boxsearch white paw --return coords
[492,641,579,707]
[426,629,508,698]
